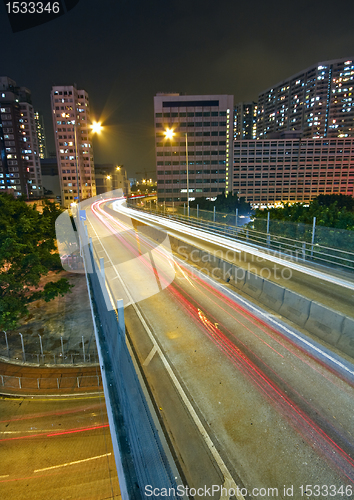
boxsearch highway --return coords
[0,393,120,500]
[85,198,354,499]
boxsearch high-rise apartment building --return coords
[233,135,354,206]
[234,102,257,140]
[154,93,234,203]
[0,76,43,198]
[34,111,47,159]
[257,58,354,139]
[50,85,96,207]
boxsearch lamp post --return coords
[73,120,81,202]
[106,175,112,192]
[71,118,103,203]
[185,132,189,217]
[164,127,190,213]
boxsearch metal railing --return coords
[0,373,102,391]
[0,333,99,366]
[127,200,354,272]
[78,210,179,499]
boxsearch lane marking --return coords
[34,453,111,473]
[87,211,245,500]
[143,346,157,367]
[0,475,9,479]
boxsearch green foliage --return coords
[0,194,73,331]
[254,194,354,231]
[189,192,252,215]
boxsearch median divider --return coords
[334,317,354,359]
[278,290,311,327]
[242,271,264,300]
[168,235,354,360]
[304,302,344,346]
[259,280,285,312]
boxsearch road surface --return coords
[82,199,354,499]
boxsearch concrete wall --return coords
[169,236,354,360]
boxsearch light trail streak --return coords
[34,452,112,472]
[165,281,354,482]
[91,199,354,483]
[117,200,354,291]
[0,403,104,424]
[0,423,109,441]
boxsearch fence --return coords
[78,212,179,500]
[127,199,354,272]
[0,332,99,366]
[0,374,101,391]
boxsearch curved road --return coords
[82,199,354,499]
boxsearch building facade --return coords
[257,58,354,139]
[0,77,43,198]
[234,102,257,140]
[154,93,234,203]
[233,135,354,206]
[50,85,96,207]
[94,164,130,196]
[34,111,47,159]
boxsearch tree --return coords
[0,194,73,331]
[189,193,252,215]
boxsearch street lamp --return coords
[70,118,103,203]
[164,128,189,215]
[91,121,103,134]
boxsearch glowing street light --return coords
[91,121,103,134]
[164,127,189,214]
[164,128,174,140]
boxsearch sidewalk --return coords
[0,359,103,396]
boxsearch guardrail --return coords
[0,374,102,391]
[77,209,179,500]
[0,337,99,366]
[126,201,354,272]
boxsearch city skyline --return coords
[1,0,354,178]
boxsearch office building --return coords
[257,58,354,139]
[50,85,96,207]
[0,76,43,198]
[233,135,354,206]
[154,93,234,203]
[34,111,47,159]
[234,102,257,140]
[95,164,130,196]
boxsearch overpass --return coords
[62,194,354,500]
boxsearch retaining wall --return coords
[169,236,354,360]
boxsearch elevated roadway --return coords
[82,198,354,498]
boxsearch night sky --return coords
[1,0,354,179]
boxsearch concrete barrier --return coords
[242,271,264,299]
[232,265,246,290]
[279,290,311,327]
[304,302,344,346]
[170,234,354,361]
[260,280,285,312]
[336,317,354,359]
[221,260,233,283]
